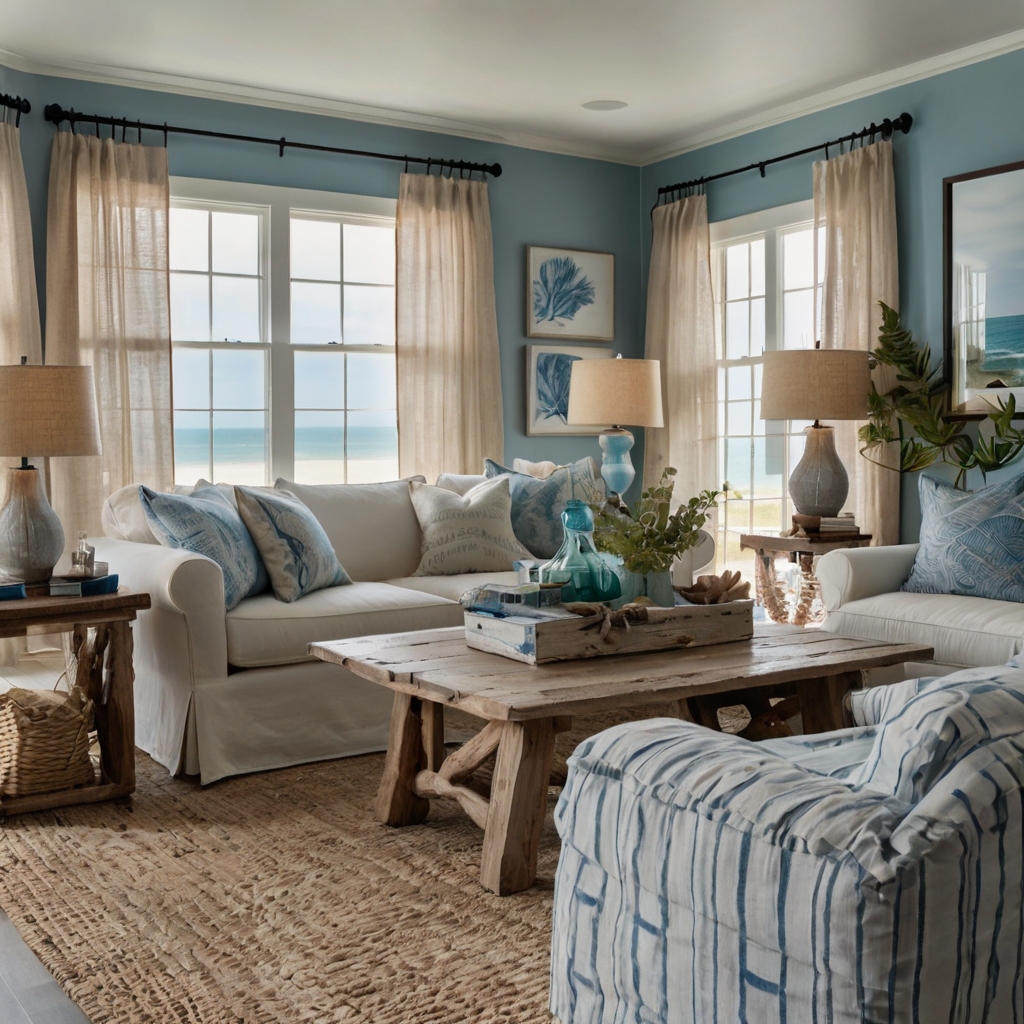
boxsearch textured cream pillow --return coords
[410,477,531,576]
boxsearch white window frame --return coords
[710,199,816,568]
[170,177,397,484]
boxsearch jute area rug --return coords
[0,704,684,1024]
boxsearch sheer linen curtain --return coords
[643,194,717,501]
[813,139,900,545]
[46,131,174,543]
[396,172,503,482]
[0,121,43,666]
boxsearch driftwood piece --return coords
[677,571,752,605]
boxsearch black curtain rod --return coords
[1,94,30,127]
[654,111,912,210]
[43,104,502,179]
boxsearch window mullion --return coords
[269,200,294,483]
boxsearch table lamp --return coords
[759,348,870,518]
[566,356,664,496]
[0,361,101,583]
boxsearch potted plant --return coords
[590,468,719,607]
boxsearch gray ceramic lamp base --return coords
[0,467,65,584]
[788,425,849,518]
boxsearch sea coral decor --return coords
[526,246,614,341]
[526,344,613,436]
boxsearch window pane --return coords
[725,301,749,360]
[727,365,752,400]
[750,238,765,297]
[727,401,752,435]
[344,286,395,346]
[172,347,209,409]
[783,289,814,349]
[169,208,208,272]
[751,497,783,530]
[724,438,752,492]
[213,349,265,409]
[783,229,813,290]
[212,212,259,276]
[347,353,396,408]
[789,431,807,470]
[294,410,345,484]
[173,410,210,486]
[212,277,261,343]
[292,282,341,344]
[752,439,784,497]
[749,297,765,356]
[348,410,399,483]
[344,224,395,285]
[294,351,346,409]
[726,244,749,300]
[213,410,266,485]
[170,273,210,342]
[291,219,341,282]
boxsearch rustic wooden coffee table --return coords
[310,625,932,895]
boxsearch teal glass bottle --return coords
[539,500,622,604]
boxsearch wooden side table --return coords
[740,533,872,625]
[0,591,150,816]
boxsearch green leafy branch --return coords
[859,301,1024,489]
[589,467,719,575]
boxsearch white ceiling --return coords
[2,0,1024,164]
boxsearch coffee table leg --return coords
[480,718,556,896]
[797,670,862,733]
[375,693,430,826]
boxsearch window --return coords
[168,179,397,486]
[711,200,824,573]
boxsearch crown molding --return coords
[637,27,1024,166]
[4,25,1024,170]
[0,46,637,165]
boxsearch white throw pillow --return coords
[275,477,426,582]
[410,477,531,576]
[435,473,488,496]
[512,458,561,479]
[102,484,159,543]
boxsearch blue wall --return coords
[642,46,1024,540]
[1,64,644,489]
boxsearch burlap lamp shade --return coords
[567,356,663,496]
[759,349,870,519]
[0,364,101,583]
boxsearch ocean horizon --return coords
[982,314,1024,371]
[173,426,397,464]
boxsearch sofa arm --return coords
[816,544,920,611]
[92,537,227,774]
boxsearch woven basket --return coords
[0,686,95,798]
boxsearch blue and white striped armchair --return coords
[550,663,1024,1023]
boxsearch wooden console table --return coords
[312,625,930,894]
[0,591,150,816]
[740,533,872,625]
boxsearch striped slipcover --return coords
[550,666,1024,1023]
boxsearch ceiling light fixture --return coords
[581,100,628,111]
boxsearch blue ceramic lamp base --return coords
[599,428,636,497]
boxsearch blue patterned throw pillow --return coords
[139,484,269,609]
[234,487,351,602]
[484,457,605,558]
[902,472,1024,603]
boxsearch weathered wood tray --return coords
[464,600,754,665]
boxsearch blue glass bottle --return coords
[539,500,622,604]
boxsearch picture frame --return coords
[944,158,1024,415]
[525,344,614,436]
[527,246,614,342]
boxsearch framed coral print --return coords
[527,246,614,341]
[526,344,614,436]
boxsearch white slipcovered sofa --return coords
[817,543,1024,667]
[94,477,519,784]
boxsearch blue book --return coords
[49,574,119,597]
[0,582,26,601]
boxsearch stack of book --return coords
[48,574,119,597]
[792,513,861,539]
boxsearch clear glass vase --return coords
[539,500,622,604]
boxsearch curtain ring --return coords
[403,156,409,173]
[163,123,168,147]
[138,121,142,144]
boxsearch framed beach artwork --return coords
[945,159,1024,414]
[526,344,614,436]
[527,246,614,342]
